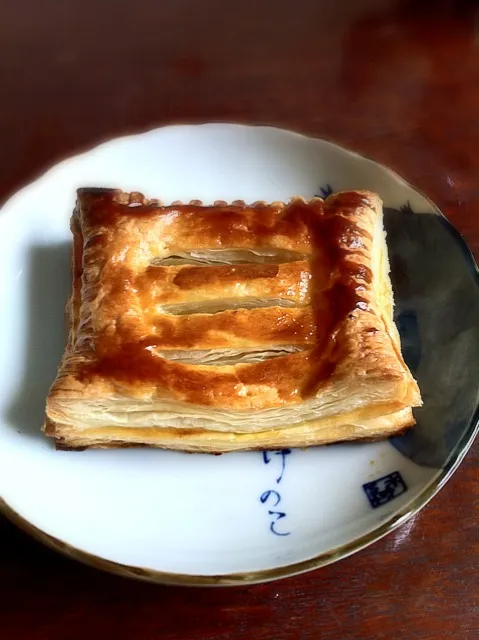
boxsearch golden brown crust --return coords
[45,188,421,451]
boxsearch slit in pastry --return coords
[151,248,308,266]
[159,297,301,315]
[155,345,304,365]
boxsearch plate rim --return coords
[1,123,478,585]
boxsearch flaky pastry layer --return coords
[46,407,414,452]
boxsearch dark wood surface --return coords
[1,1,478,638]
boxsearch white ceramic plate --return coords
[1,124,478,585]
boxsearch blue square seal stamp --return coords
[362,471,408,509]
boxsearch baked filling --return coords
[45,188,421,451]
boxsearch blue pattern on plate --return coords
[315,185,479,469]
[363,471,408,508]
[259,450,291,536]
[399,201,415,215]
[317,184,334,199]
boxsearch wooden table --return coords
[1,1,478,638]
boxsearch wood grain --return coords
[1,0,478,638]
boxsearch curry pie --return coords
[44,188,421,451]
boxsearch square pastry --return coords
[45,188,421,451]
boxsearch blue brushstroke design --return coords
[260,450,291,536]
[317,184,334,199]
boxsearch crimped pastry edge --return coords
[76,186,325,209]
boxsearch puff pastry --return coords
[44,188,422,451]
